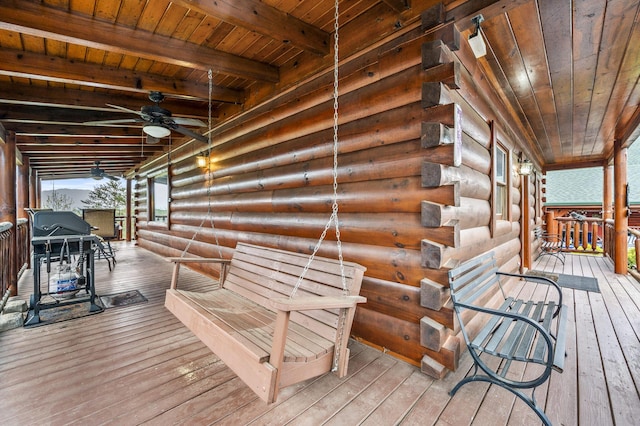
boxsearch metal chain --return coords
[291,0,345,298]
[181,69,222,259]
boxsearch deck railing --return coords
[0,222,12,295]
[550,217,604,254]
[0,219,31,297]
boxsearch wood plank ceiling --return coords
[0,0,639,180]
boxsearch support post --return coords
[0,130,18,296]
[522,172,531,269]
[603,163,613,254]
[126,178,132,242]
[613,139,628,274]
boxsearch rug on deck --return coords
[24,298,104,328]
[527,270,600,293]
[100,289,147,308]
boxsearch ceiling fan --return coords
[90,161,120,181]
[87,91,208,143]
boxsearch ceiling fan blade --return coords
[106,103,144,116]
[84,118,139,125]
[105,174,120,181]
[173,117,207,127]
[173,125,208,143]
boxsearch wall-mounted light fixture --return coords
[196,153,209,168]
[518,159,534,176]
[469,14,486,58]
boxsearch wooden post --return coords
[126,178,132,242]
[522,172,531,269]
[0,130,18,296]
[603,163,613,253]
[613,139,628,274]
[17,156,30,219]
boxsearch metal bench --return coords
[165,242,366,403]
[448,251,567,426]
[535,226,565,264]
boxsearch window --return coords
[495,145,507,220]
[149,169,169,223]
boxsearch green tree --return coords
[44,191,73,211]
[82,180,126,215]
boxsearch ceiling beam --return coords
[0,0,279,83]
[0,83,210,118]
[0,49,244,103]
[382,0,411,13]
[173,0,329,56]
[7,123,145,137]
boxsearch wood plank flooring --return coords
[1,244,639,425]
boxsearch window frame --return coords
[148,168,170,227]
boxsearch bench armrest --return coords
[497,271,563,316]
[166,257,230,264]
[167,257,230,290]
[270,295,366,312]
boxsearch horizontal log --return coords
[423,61,461,89]
[420,277,450,312]
[173,102,431,187]
[353,306,457,369]
[421,197,491,229]
[461,132,491,174]
[420,316,448,352]
[421,224,520,270]
[358,276,434,324]
[422,82,491,148]
[421,354,447,379]
[171,177,457,214]
[421,162,491,200]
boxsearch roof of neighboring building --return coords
[545,143,640,206]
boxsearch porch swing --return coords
[164,0,367,404]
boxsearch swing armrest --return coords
[167,257,231,290]
[270,295,366,312]
[166,257,230,264]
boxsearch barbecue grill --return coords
[25,211,102,326]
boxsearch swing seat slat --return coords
[165,242,366,403]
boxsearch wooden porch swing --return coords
[164,0,367,404]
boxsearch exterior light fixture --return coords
[143,124,171,139]
[469,15,486,58]
[196,154,208,168]
[518,159,534,176]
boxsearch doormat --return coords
[24,299,104,328]
[528,271,600,293]
[100,290,147,308]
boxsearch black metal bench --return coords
[535,226,565,264]
[448,251,567,426]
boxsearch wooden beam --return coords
[0,82,210,118]
[382,0,411,13]
[0,48,244,103]
[613,139,628,274]
[543,159,607,172]
[0,0,278,83]
[172,0,329,56]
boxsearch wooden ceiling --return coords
[1,0,639,180]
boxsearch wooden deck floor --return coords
[1,244,639,425]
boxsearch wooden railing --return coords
[16,218,30,277]
[628,226,640,282]
[0,219,31,297]
[0,222,13,295]
[550,217,604,254]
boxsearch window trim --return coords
[147,168,170,227]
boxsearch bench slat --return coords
[499,300,535,357]
[532,301,557,362]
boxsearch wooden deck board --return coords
[1,245,639,425]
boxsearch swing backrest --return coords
[222,243,366,342]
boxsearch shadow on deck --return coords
[1,244,639,425]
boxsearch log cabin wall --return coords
[132,7,533,379]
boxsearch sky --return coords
[41,177,120,191]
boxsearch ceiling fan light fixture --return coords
[143,124,171,138]
[469,14,487,58]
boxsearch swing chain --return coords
[180,69,222,259]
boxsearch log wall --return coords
[133,6,535,378]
